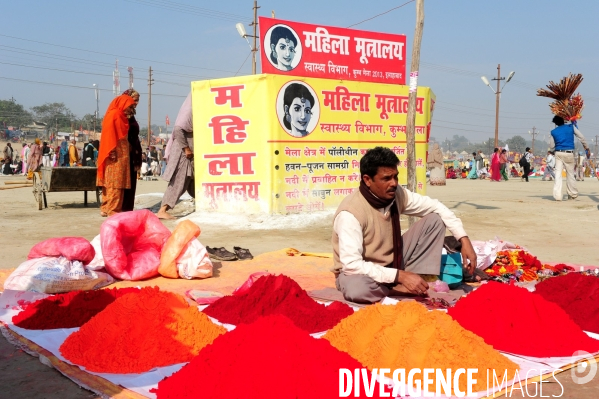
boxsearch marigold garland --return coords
[485,250,553,282]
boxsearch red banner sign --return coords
[259,17,406,85]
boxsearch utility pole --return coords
[482,66,514,147]
[249,1,260,74]
[593,135,599,175]
[406,0,424,207]
[493,64,501,147]
[147,66,154,147]
[93,83,100,139]
[529,127,539,154]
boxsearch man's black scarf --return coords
[358,180,403,270]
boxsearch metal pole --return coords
[148,66,153,147]
[252,0,258,74]
[594,135,598,177]
[494,64,500,148]
[94,84,99,139]
[530,126,537,153]
[95,87,99,122]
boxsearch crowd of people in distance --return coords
[427,145,598,187]
[2,89,193,220]
[426,116,596,202]
[2,138,94,178]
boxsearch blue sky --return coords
[1,0,598,144]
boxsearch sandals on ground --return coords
[233,246,254,261]
[206,246,237,261]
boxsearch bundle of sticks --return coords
[537,73,584,121]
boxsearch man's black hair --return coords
[552,115,565,126]
[360,146,399,179]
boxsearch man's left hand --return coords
[459,236,477,275]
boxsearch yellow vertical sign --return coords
[193,74,434,214]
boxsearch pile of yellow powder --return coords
[324,301,519,394]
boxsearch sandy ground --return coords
[0,172,598,398]
[1,174,598,270]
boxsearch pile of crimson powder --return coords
[202,274,353,333]
[448,281,599,357]
[151,315,386,399]
[534,273,599,334]
[12,287,139,329]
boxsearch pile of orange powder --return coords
[324,301,519,395]
[60,286,226,373]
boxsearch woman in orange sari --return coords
[97,94,136,217]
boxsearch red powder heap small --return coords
[534,273,599,334]
[13,287,139,330]
[60,287,226,373]
[448,281,599,357]
[202,274,353,333]
[151,315,385,399]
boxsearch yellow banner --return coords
[192,74,434,214]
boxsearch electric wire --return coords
[0,34,238,73]
[234,51,253,76]
[347,1,415,28]
[123,0,248,22]
[0,77,187,98]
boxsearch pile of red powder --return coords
[12,287,139,330]
[534,273,599,334]
[151,315,385,399]
[202,274,353,333]
[60,286,226,373]
[448,281,599,357]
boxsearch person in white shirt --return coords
[542,151,556,181]
[332,147,477,304]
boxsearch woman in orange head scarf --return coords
[97,94,136,216]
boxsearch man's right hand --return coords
[395,270,429,295]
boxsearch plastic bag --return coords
[4,256,114,294]
[87,235,105,271]
[176,239,213,280]
[28,237,95,265]
[429,280,450,293]
[100,210,171,280]
[471,237,528,270]
[187,271,267,305]
[232,272,272,295]
[159,220,201,278]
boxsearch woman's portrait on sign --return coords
[264,24,302,72]
[276,81,319,138]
